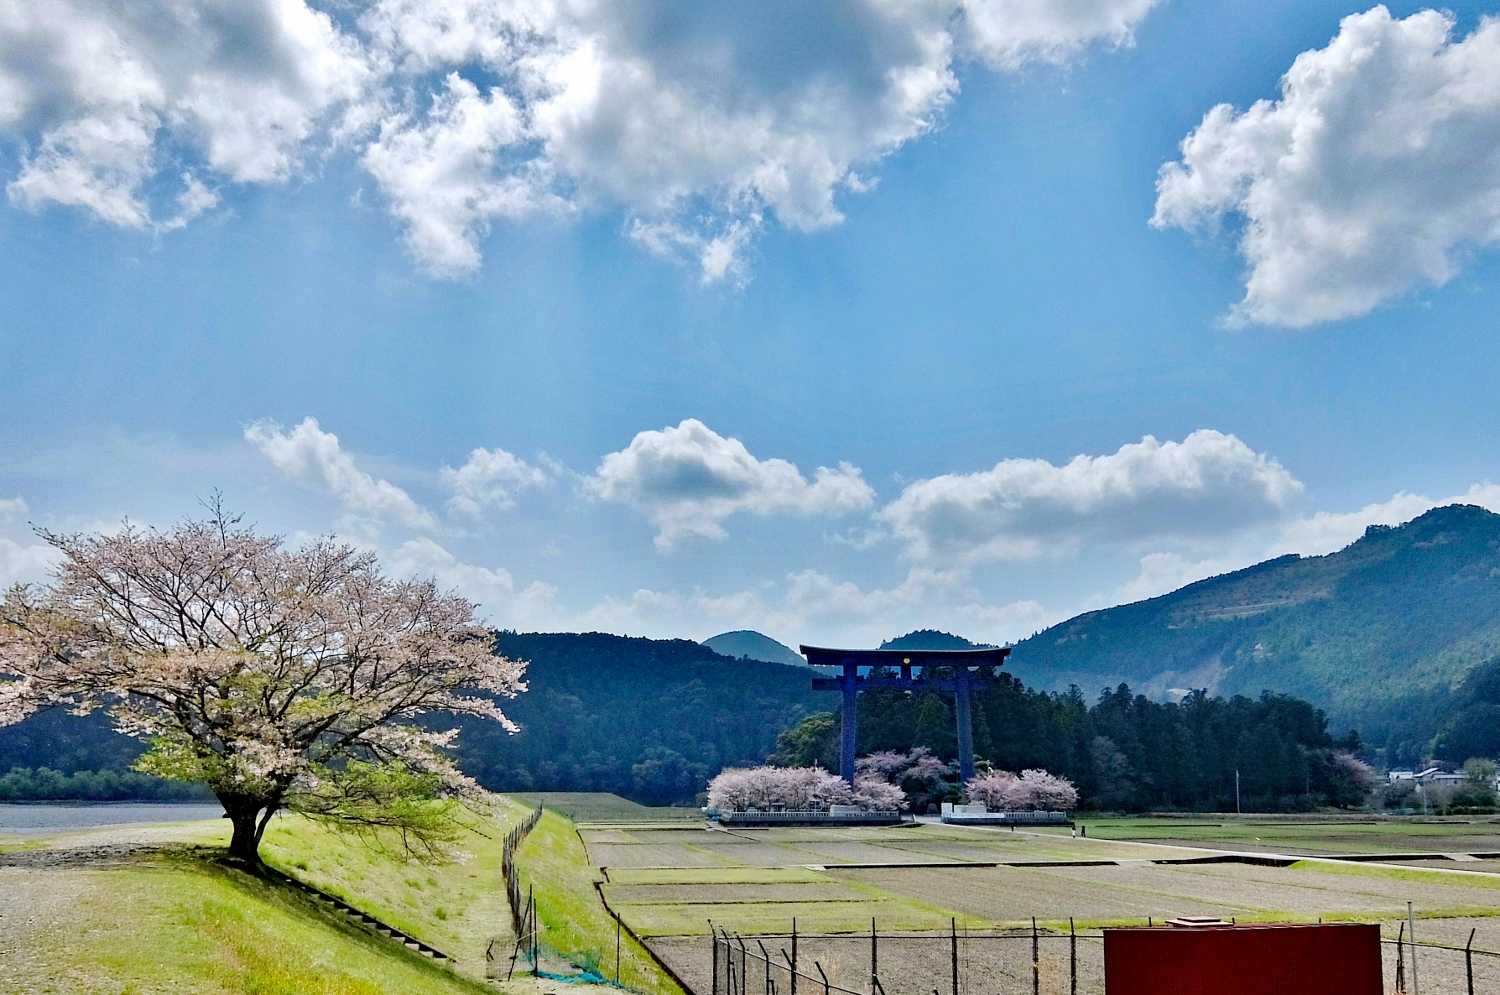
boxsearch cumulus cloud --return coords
[1112,481,1500,605]
[1114,551,1242,604]
[573,566,1053,648]
[0,0,1162,280]
[586,418,873,547]
[441,445,550,516]
[245,416,437,530]
[0,497,26,523]
[1272,482,1500,556]
[960,0,1163,70]
[0,537,58,588]
[361,72,558,278]
[1153,7,1500,327]
[1,0,367,229]
[880,430,1302,562]
[386,536,557,628]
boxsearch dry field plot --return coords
[592,820,1500,993]
[1087,817,1500,856]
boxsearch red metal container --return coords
[1103,921,1382,995]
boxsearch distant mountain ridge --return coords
[1008,503,1500,745]
[702,630,807,667]
[880,629,999,651]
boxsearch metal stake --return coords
[950,918,959,995]
[1396,921,1406,994]
[1408,901,1420,995]
[1032,917,1040,995]
[1069,918,1077,995]
[791,918,798,995]
[1467,927,1476,995]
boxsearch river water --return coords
[0,802,222,832]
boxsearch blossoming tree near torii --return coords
[0,502,527,868]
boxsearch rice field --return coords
[560,814,1500,993]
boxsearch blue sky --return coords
[2,0,1499,649]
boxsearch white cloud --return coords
[1,0,367,229]
[1272,482,1500,556]
[245,416,437,531]
[386,536,557,628]
[442,445,550,516]
[1153,7,1500,327]
[586,419,873,548]
[571,566,1053,648]
[1114,551,1241,604]
[361,72,558,278]
[0,537,58,588]
[959,0,1163,70]
[880,430,1302,563]
[0,497,26,523]
[0,0,1162,278]
[1111,481,1500,605]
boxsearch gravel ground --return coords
[0,866,101,984]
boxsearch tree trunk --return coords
[217,791,268,870]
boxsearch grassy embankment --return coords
[1,851,495,995]
[258,795,524,965]
[508,806,685,995]
[0,796,546,994]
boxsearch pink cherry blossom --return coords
[0,500,527,865]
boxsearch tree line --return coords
[771,674,1372,812]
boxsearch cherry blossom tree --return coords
[964,769,1019,809]
[0,503,526,867]
[965,768,1078,812]
[705,765,905,812]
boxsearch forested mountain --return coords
[1009,504,1500,756]
[702,630,807,667]
[879,630,993,650]
[454,632,830,803]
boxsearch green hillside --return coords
[702,629,807,666]
[1009,504,1500,745]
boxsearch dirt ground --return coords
[649,923,1500,995]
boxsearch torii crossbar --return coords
[800,645,1011,785]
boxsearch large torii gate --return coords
[800,645,1010,785]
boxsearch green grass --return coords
[0,835,43,853]
[1289,858,1500,891]
[1,853,492,995]
[508,792,701,823]
[606,866,831,886]
[1077,815,1500,853]
[510,808,685,994]
[258,798,523,968]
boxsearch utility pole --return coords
[1235,769,1241,815]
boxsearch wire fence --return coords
[702,917,1500,995]
[502,803,543,935]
